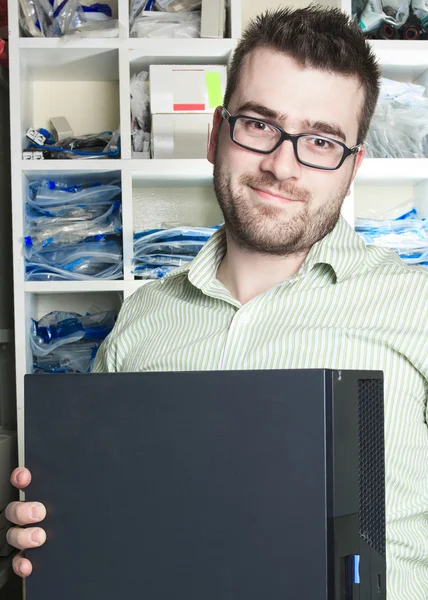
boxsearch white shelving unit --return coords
[7,0,428,467]
[8,0,242,464]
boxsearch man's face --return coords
[208,48,365,256]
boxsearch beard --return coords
[213,150,353,257]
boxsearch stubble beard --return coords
[213,152,352,257]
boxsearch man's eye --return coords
[311,137,334,149]
[249,120,268,131]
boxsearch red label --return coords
[173,104,205,111]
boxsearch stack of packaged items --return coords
[356,0,427,40]
[130,0,201,38]
[19,0,119,37]
[31,309,117,373]
[355,205,428,267]
[23,128,121,160]
[130,0,226,38]
[150,64,226,159]
[365,77,428,158]
[133,226,218,278]
[24,179,123,281]
[131,70,151,157]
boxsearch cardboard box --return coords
[149,64,227,115]
[201,0,225,38]
[151,113,213,159]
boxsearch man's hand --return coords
[5,468,47,577]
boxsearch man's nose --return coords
[259,139,302,181]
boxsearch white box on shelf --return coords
[201,0,226,39]
[149,64,227,114]
[151,113,213,159]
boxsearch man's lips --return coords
[251,187,300,203]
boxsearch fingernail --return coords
[31,530,42,545]
[16,563,23,575]
[31,505,42,520]
[16,469,25,484]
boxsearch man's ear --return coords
[346,145,365,197]
[207,106,223,164]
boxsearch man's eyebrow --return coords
[236,102,288,123]
[235,102,347,143]
[302,119,347,143]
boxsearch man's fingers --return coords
[6,526,46,551]
[12,552,33,578]
[10,468,32,489]
[5,501,46,526]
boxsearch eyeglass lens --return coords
[233,117,345,169]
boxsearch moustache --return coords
[239,173,311,203]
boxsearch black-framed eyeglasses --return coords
[221,107,362,171]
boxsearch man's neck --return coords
[216,230,308,305]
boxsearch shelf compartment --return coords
[19,47,120,158]
[24,290,123,373]
[18,169,124,286]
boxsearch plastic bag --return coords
[355,214,428,266]
[20,0,85,37]
[134,240,205,256]
[134,226,218,247]
[19,0,118,37]
[133,265,176,278]
[366,77,428,158]
[155,0,201,12]
[130,71,151,153]
[26,239,122,263]
[132,226,217,278]
[26,262,123,280]
[25,238,123,280]
[31,307,117,373]
[26,202,114,221]
[25,199,122,250]
[24,130,121,159]
[130,10,200,37]
[133,254,194,267]
[31,309,117,355]
[130,71,150,130]
[28,180,121,207]
[33,340,100,373]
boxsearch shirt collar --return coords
[163,216,368,289]
[301,215,368,283]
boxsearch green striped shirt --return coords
[93,215,428,600]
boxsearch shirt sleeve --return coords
[91,284,150,372]
[91,334,117,372]
[387,272,428,600]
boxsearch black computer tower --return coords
[24,369,386,600]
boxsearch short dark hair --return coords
[224,5,381,144]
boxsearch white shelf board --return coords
[370,40,428,81]
[24,280,152,294]
[132,159,213,183]
[21,160,122,172]
[129,38,237,71]
[24,281,127,293]
[356,158,428,185]
[370,40,428,64]
[19,38,121,50]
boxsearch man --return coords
[6,6,428,599]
